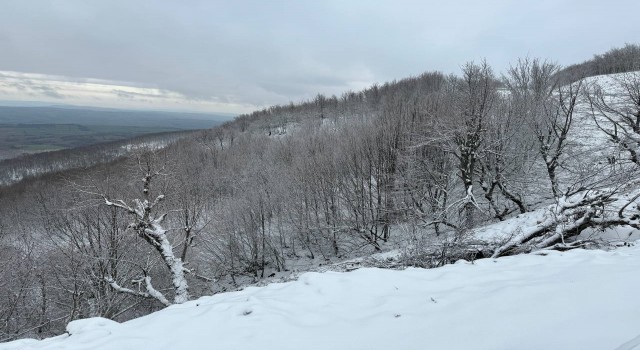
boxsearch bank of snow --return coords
[4,244,640,350]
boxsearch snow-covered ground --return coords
[4,242,640,350]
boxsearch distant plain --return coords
[0,105,229,160]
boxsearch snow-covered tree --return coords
[102,151,189,306]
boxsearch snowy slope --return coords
[469,71,640,254]
[571,71,640,158]
[473,188,640,247]
[4,243,640,350]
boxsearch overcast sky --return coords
[0,0,638,115]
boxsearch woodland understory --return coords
[1,44,640,341]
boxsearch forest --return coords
[1,44,640,342]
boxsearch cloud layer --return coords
[0,71,254,113]
[0,0,638,113]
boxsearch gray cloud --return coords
[0,76,65,99]
[33,85,65,99]
[0,0,638,113]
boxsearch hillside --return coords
[0,129,201,186]
[2,49,640,345]
[3,241,639,350]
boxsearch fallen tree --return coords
[490,188,640,258]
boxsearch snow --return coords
[573,71,640,156]
[471,187,640,256]
[4,243,640,350]
[65,318,119,337]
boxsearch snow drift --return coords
[3,242,640,350]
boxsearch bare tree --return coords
[101,151,189,306]
[536,80,583,198]
[477,97,533,219]
[504,58,567,199]
[448,61,498,228]
[587,71,640,166]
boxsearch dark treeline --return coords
[2,45,640,341]
[555,43,640,84]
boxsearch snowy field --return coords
[4,242,640,350]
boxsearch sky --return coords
[0,0,638,115]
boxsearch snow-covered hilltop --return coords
[4,241,639,350]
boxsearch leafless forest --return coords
[1,44,640,341]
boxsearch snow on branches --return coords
[490,188,640,258]
[103,153,189,306]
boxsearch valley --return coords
[0,105,229,160]
[0,123,179,160]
